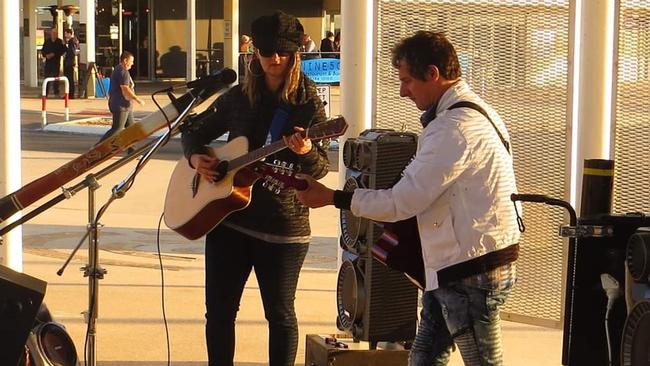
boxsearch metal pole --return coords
[83,175,104,366]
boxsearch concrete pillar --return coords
[23,0,38,88]
[574,0,616,211]
[224,0,239,75]
[1,0,24,271]
[79,0,95,97]
[338,0,374,265]
[187,0,196,81]
[340,0,373,140]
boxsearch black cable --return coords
[157,211,171,366]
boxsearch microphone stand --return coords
[56,91,195,366]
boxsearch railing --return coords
[41,76,70,128]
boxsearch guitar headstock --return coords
[253,161,308,193]
[304,116,348,141]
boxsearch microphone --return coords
[186,68,237,90]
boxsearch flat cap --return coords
[251,11,304,54]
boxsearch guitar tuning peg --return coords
[262,180,269,188]
[274,187,281,194]
[273,159,279,165]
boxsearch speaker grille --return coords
[621,300,650,366]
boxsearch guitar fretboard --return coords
[225,116,346,172]
[228,139,287,171]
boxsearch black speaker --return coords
[0,265,47,366]
[337,129,419,346]
[562,213,650,366]
[618,229,650,366]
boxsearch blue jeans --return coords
[409,271,514,366]
[100,106,134,142]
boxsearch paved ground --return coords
[3,82,563,365]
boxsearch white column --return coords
[118,0,123,57]
[79,0,96,65]
[338,0,374,265]
[573,0,616,210]
[224,0,239,75]
[340,0,374,142]
[1,0,24,271]
[23,0,38,87]
[186,0,196,81]
[79,0,95,97]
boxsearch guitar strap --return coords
[448,101,511,155]
[267,104,292,143]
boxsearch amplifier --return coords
[337,129,419,346]
[563,213,650,366]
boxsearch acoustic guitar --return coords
[163,117,347,240]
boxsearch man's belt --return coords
[437,243,519,286]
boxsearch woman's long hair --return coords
[242,51,302,107]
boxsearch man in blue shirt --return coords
[99,51,145,143]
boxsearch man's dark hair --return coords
[391,31,461,81]
[119,51,134,62]
[64,28,73,35]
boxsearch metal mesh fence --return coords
[376,0,571,326]
[613,2,650,213]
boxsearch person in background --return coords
[295,31,520,366]
[240,34,252,53]
[63,29,79,99]
[319,31,336,58]
[181,11,328,366]
[98,51,145,144]
[302,33,317,53]
[41,28,66,97]
[334,32,341,56]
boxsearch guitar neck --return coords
[228,139,287,171]
[226,118,347,172]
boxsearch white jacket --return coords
[350,81,520,290]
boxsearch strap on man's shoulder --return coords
[447,101,510,154]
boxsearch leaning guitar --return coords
[163,116,348,240]
[371,217,425,289]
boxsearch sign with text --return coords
[316,85,331,118]
[302,58,340,84]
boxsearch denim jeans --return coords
[409,267,514,366]
[100,106,134,142]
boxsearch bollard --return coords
[580,159,614,217]
[41,76,70,128]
